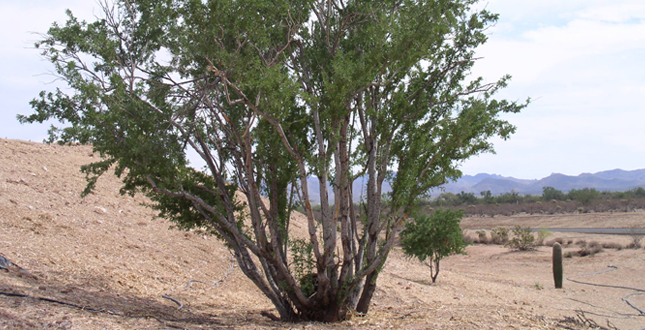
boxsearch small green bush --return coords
[400,209,469,283]
[536,228,552,245]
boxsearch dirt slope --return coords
[1,138,644,329]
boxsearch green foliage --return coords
[21,0,525,322]
[480,190,493,204]
[542,186,565,201]
[567,188,600,205]
[505,226,535,251]
[456,191,478,205]
[400,209,469,283]
[434,192,461,207]
[536,228,552,245]
[289,239,316,297]
[495,190,521,204]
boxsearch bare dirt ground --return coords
[1,138,644,329]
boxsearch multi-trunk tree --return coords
[20,0,526,322]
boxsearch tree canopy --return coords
[20,0,526,322]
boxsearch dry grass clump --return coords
[545,237,565,247]
[473,230,490,244]
[461,231,475,245]
[601,242,624,250]
[626,242,643,249]
[565,240,604,258]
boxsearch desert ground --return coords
[1,138,644,329]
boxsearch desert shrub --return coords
[578,244,603,257]
[564,251,574,258]
[536,228,553,246]
[490,226,509,245]
[629,226,643,249]
[569,240,603,257]
[545,237,564,247]
[462,231,475,245]
[505,226,536,251]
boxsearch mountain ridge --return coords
[435,168,645,196]
[309,168,645,203]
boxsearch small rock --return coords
[42,166,48,172]
[94,206,107,214]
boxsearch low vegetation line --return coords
[423,186,645,216]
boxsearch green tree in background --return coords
[400,209,469,283]
[20,0,525,322]
[457,191,477,205]
[542,186,565,201]
[568,188,601,205]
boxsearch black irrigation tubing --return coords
[0,291,109,313]
[566,262,645,317]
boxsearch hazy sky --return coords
[1,1,644,179]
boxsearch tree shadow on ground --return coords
[389,272,434,287]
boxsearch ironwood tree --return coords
[20,0,526,322]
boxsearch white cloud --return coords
[577,3,645,22]
[463,0,645,178]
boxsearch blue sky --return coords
[1,0,644,180]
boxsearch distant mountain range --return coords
[440,168,645,196]
[308,169,645,204]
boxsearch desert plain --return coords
[1,139,644,329]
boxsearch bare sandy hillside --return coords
[1,138,644,329]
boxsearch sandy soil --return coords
[1,139,644,329]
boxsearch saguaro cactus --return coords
[553,242,563,289]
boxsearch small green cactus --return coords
[553,242,563,289]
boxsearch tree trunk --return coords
[431,259,440,283]
[355,272,378,314]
